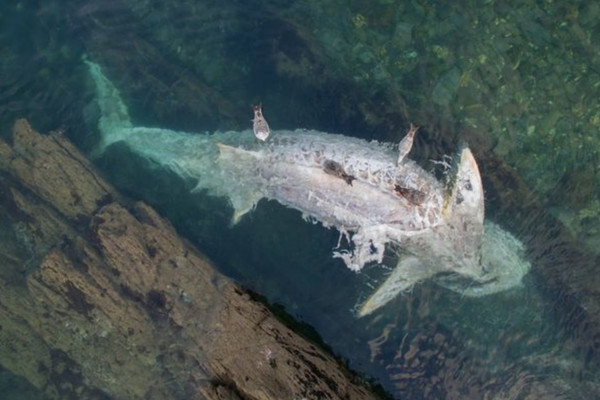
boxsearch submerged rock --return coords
[0,120,383,400]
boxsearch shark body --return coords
[86,60,530,316]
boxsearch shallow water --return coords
[1,1,600,398]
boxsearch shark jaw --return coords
[86,59,531,317]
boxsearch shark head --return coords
[444,146,485,227]
[437,147,530,294]
[427,146,486,279]
[434,148,531,295]
[359,146,530,317]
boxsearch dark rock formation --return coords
[0,119,383,400]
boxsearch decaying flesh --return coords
[87,60,531,317]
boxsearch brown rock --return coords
[0,120,382,400]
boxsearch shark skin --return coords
[86,60,531,317]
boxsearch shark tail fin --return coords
[84,57,133,154]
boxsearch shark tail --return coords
[84,57,133,154]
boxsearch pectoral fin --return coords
[213,142,264,225]
[358,256,435,317]
[227,190,263,225]
[232,205,254,225]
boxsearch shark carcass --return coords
[86,60,530,317]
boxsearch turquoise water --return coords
[1,1,600,398]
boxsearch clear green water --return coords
[1,1,600,398]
